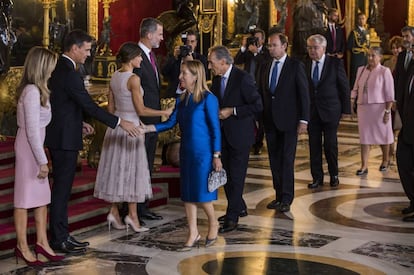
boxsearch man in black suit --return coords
[257,32,309,212]
[305,34,350,189]
[324,8,345,59]
[209,45,263,233]
[133,18,164,222]
[234,28,271,155]
[162,30,208,98]
[46,30,139,254]
[395,26,414,221]
[347,12,369,87]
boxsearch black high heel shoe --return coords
[15,247,44,266]
[205,237,217,247]
[177,234,201,252]
[356,168,368,176]
[379,163,389,172]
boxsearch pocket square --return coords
[208,169,227,192]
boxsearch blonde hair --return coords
[16,46,58,107]
[180,60,210,103]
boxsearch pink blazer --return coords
[351,64,395,104]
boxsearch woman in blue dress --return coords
[143,60,222,251]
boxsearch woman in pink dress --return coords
[14,47,64,265]
[351,46,395,175]
[94,42,172,233]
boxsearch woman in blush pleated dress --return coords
[351,46,395,175]
[142,60,222,251]
[13,47,64,266]
[93,42,172,233]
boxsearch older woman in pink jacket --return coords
[351,46,395,175]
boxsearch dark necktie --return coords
[331,26,336,52]
[149,51,157,73]
[312,61,319,86]
[269,61,280,94]
[220,76,226,98]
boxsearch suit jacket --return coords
[324,24,345,55]
[46,56,118,151]
[134,46,161,124]
[305,56,350,123]
[210,66,263,149]
[397,64,414,144]
[395,50,413,98]
[234,46,270,82]
[258,56,310,131]
[161,52,209,98]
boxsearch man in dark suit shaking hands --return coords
[134,18,164,221]
[257,32,309,213]
[46,30,139,254]
[209,46,263,233]
[305,34,350,189]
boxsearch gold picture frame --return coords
[201,0,217,13]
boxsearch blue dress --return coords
[155,91,221,202]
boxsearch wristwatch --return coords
[213,153,221,159]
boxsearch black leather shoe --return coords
[308,179,323,189]
[51,241,86,255]
[218,210,248,222]
[219,220,238,233]
[142,211,163,220]
[267,200,281,209]
[330,176,339,187]
[402,205,414,215]
[67,236,89,248]
[403,215,414,222]
[356,169,368,176]
[278,203,290,213]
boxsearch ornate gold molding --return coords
[408,0,414,26]
[88,0,99,39]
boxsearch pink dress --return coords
[351,64,394,145]
[14,85,51,209]
[94,71,152,203]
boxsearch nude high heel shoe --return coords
[177,234,201,252]
[107,213,126,231]
[124,215,149,233]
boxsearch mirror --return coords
[9,0,96,66]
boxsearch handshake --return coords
[119,119,156,137]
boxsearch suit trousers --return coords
[137,131,159,216]
[48,149,78,245]
[222,137,249,223]
[308,113,340,181]
[265,126,297,204]
[396,130,414,204]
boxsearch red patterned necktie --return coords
[149,51,157,73]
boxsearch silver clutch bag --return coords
[208,169,227,192]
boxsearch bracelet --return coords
[384,109,391,114]
[213,153,221,159]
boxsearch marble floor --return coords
[1,120,413,275]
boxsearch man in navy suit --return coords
[324,8,345,59]
[305,34,350,189]
[209,45,263,233]
[133,17,165,222]
[46,30,139,254]
[395,26,414,221]
[257,32,309,213]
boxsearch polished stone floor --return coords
[1,120,413,274]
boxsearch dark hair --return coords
[63,29,93,52]
[328,8,338,16]
[253,28,265,41]
[357,12,366,18]
[116,42,142,63]
[139,17,163,38]
[186,29,199,40]
[401,26,414,37]
[268,32,289,47]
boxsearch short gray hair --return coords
[139,17,163,38]
[401,26,414,37]
[307,34,327,48]
[208,45,234,64]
